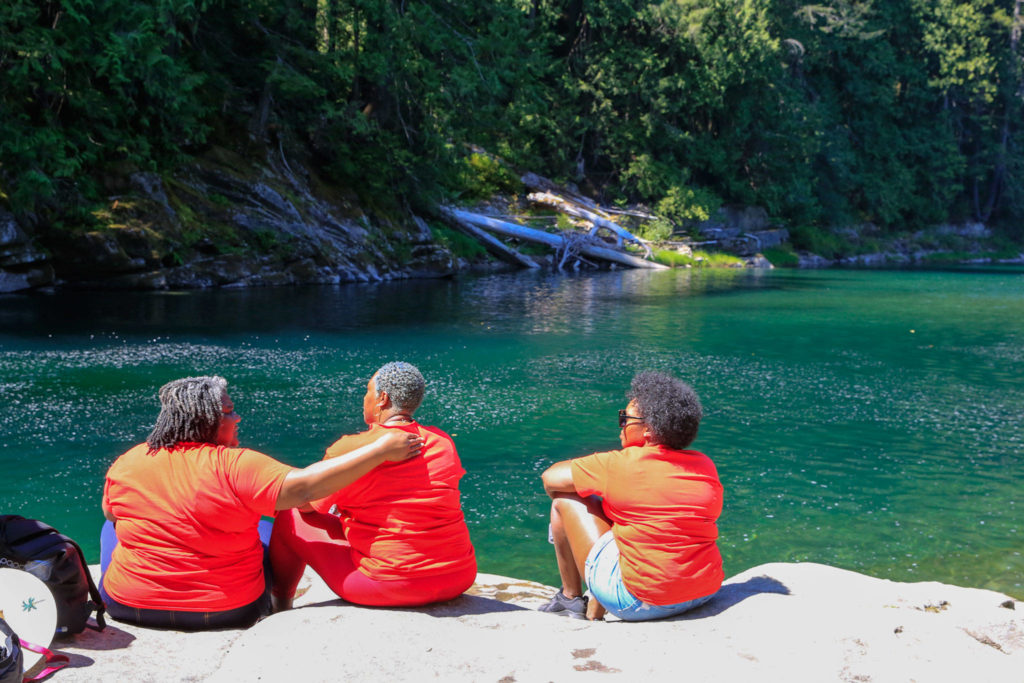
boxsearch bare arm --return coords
[275,430,422,510]
[541,459,577,497]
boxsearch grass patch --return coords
[429,223,487,259]
[761,245,799,267]
[652,249,697,267]
[652,248,744,268]
[695,250,745,267]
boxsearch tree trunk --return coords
[443,208,667,270]
[977,0,1021,221]
[527,191,652,257]
[438,208,540,269]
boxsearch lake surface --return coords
[1,267,1021,598]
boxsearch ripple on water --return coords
[1,269,1021,597]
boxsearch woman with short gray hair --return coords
[270,361,476,609]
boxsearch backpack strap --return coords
[60,537,105,631]
[18,639,69,682]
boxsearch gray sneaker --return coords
[538,590,588,619]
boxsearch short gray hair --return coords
[146,376,227,450]
[373,362,425,412]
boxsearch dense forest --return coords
[2,0,1022,252]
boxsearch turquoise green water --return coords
[1,268,1021,597]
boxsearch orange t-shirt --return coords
[310,423,476,580]
[102,442,293,611]
[571,444,723,605]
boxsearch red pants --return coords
[269,508,476,607]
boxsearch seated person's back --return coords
[313,421,475,579]
[270,361,476,608]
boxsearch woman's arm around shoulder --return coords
[275,430,422,510]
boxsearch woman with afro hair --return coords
[540,371,723,621]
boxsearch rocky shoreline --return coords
[40,562,1022,682]
[2,151,1022,294]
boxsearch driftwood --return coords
[442,208,667,270]
[519,172,656,258]
[438,208,540,268]
[527,191,653,258]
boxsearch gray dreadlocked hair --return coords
[373,361,425,412]
[146,376,228,450]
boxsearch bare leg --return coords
[549,493,612,620]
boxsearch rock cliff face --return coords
[46,562,1023,682]
[4,150,1020,292]
[0,146,472,293]
[0,212,54,292]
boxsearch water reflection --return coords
[1,267,1022,598]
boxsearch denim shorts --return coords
[584,530,714,622]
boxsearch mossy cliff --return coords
[1,142,475,293]
[2,144,1021,294]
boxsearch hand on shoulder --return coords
[377,430,424,462]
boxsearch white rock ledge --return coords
[41,562,1022,682]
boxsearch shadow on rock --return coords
[298,593,528,618]
[675,575,791,620]
[55,623,137,651]
[422,594,529,617]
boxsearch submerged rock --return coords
[48,562,1022,682]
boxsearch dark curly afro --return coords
[627,371,702,450]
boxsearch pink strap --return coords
[18,639,69,682]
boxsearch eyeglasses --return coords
[618,409,644,429]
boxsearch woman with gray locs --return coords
[100,375,422,630]
[540,370,723,621]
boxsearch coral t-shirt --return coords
[571,444,723,605]
[310,423,476,580]
[102,442,293,611]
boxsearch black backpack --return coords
[0,618,22,683]
[0,516,105,635]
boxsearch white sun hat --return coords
[0,567,57,672]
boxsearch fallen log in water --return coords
[441,207,667,270]
[438,208,540,269]
[526,191,653,258]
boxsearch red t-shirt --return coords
[310,423,476,580]
[103,442,293,611]
[571,444,723,605]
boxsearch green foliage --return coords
[252,230,281,254]
[652,249,698,268]
[455,153,522,201]
[652,248,744,268]
[3,0,1024,243]
[693,250,745,267]
[789,225,849,260]
[1,0,210,216]
[208,193,231,208]
[429,223,487,259]
[656,185,722,228]
[761,246,800,268]
[635,219,674,243]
